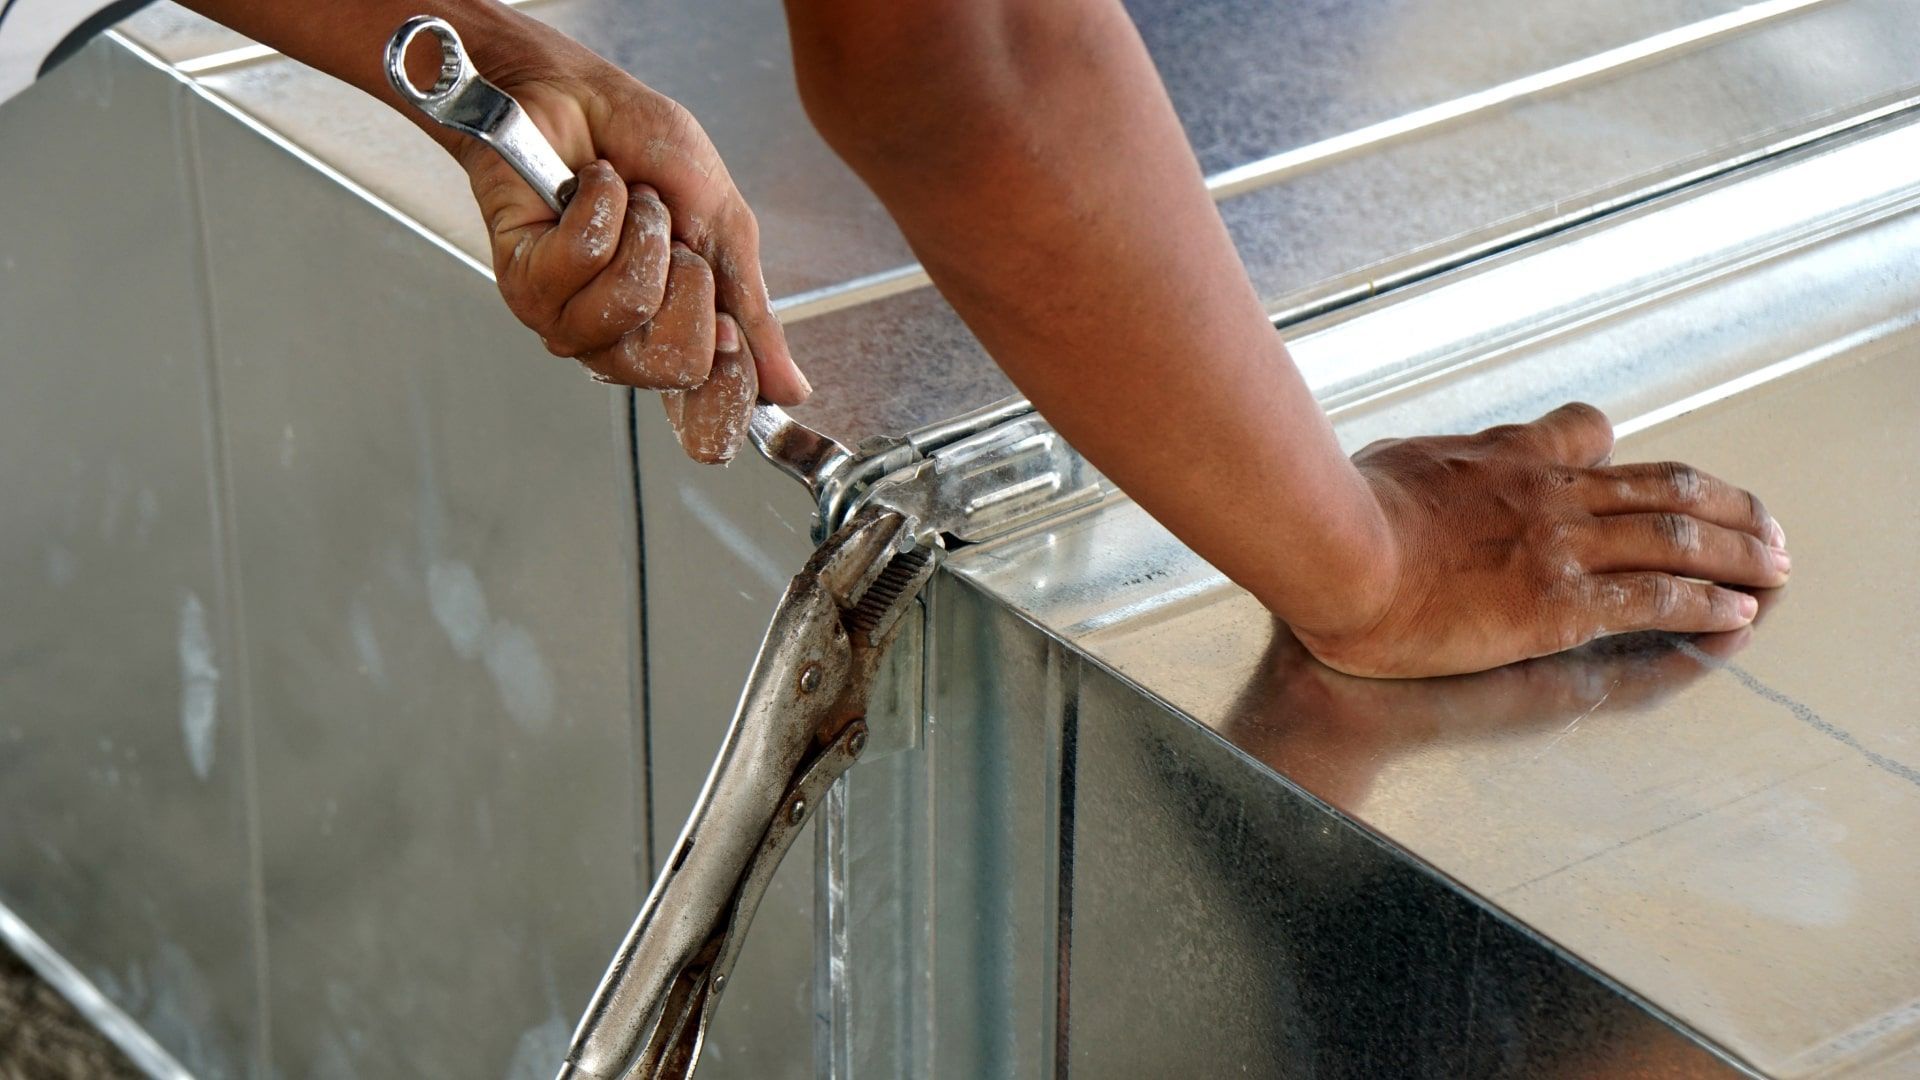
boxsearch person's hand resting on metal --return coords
[1305,402,1787,677]
[179,0,1791,677]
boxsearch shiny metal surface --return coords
[822,582,1071,1079]
[0,45,261,1079]
[942,117,1920,1075]
[134,0,1920,447]
[2,38,652,1078]
[747,404,854,509]
[192,76,649,1079]
[1063,651,1745,1078]
[855,413,1108,547]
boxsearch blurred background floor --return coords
[0,943,141,1079]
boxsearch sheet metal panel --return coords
[1063,655,1742,1078]
[948,122,1920,1075]
[823,579,1067,1080]
[187,83,648,1077]
[0,48,262,1079]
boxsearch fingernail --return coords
[1772,546,1792,574]
[715,314,741,353]
[631,182,660,201]
[794,368,814,399]
[1737,593,1759,620]
[1768,517,1788,550]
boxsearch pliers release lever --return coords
[557,505,934,1080]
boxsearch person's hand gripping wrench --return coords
[385,18,934,1079]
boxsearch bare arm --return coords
[787,0,1788,675]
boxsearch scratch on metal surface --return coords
[1528,680,1616,761]
[1678,641,1920,789]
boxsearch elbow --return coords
[787,3,1061,187]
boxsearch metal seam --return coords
[0,902,197,1080]
[178,65,275,1080]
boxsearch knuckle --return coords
[628,194,671,242]
[1647,574,1684,619]
[659,97,700,135]
[1650,513,1698,552]
[725,203,762,247]
[1528,467,1581,503]
[611,269,666,323]
[1524,513,1577,557]
[1657,462,1704,505]
[1561,401,1612,431]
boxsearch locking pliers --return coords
[556,505,932,1080]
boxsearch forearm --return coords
[788,0,1392,638]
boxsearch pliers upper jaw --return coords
[810,506,939,655]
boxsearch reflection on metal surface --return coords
[1288,112,1920,414]
[0,45,263,1077]
[144,0,550,75]
[1066,657,1748,1079]
[1214,618,1762,821]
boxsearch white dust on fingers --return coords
[663,350,757,464]
[581,193,620,262]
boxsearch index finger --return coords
[710,213,810,405]
[1583,461,1780,545]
